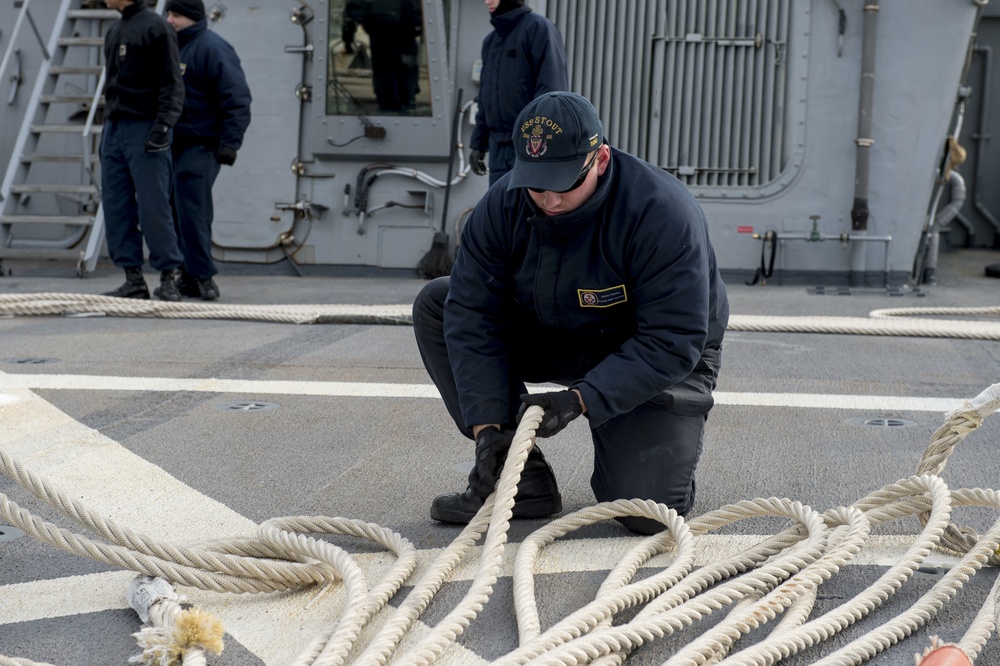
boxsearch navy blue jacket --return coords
[173,19,252,149]
[444,147,729,428]
[470,7,568,152]
[103,2,184,127]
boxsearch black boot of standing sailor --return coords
[103,267,149,299]
[153,269,183,302]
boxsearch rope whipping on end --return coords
[915,637,973,666]
[127,575,225,666]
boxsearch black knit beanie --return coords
[165,0,205,21]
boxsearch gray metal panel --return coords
[210,3,303,251]
[539,0,978,282]
[703,0,980,280]
[545,0,795,190]
[207,0,497,270]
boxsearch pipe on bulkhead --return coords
[849,2,879,286]
[750,229,894,287]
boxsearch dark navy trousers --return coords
[172,143,222,280]
[100,118,183,271]
[413,276,723,534]
[487,137,515,185]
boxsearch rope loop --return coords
[3,383,1000,665]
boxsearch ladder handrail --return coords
[0,0,75,206]
[81,67,105,192]
[0,0,43,87]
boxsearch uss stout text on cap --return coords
[507,92,604,192]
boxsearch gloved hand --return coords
[468,426,514,498]
[216,145,238,166]
[144,124,170,153]
[470,149,487,176]
[518,390,583,438]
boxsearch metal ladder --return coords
[0,0,115,277]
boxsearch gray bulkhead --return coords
[0,1,989,285]
[209,0,491,272]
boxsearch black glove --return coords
[518,390,583,438]
[144,124,170,153]
[470,149,487,176]
[216,145,238,166]
[468,426,514,498]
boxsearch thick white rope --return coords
[0,293,413,325]
[2,385,999,665]
[4,294,1000,339]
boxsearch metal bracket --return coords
[290,5,314,26]
[284,44,314,58]
[275,198,328,217]
[7,49,22,105]
[655,32,762,48]
[208,2,227,23]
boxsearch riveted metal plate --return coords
[216,401,280,412]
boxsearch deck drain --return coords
[0,525,26,542]
[5,357,58,365]
[847,417,918,428]
[217,401,280,412]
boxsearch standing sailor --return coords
[101,0,186,300]
[468,0,568,185]
[165,0,252,301]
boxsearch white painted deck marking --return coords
[0,373,965,413]
[0,385,484,665]
[0,371,970,664]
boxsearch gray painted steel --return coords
[0,1,995,284]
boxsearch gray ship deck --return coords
[2,247,999,665]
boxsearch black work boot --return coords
[103,267,149,299]
[430,447,562,523]
[153,269,182,302]
[197,277,220,301]
[175,270,201,298]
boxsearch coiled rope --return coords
[2,382,1000,665]
[3,294,1000,339]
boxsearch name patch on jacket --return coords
[577,285,628,308]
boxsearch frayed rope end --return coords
[129,607,225,666]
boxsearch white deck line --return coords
[0,373,965,413]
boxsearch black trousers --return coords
[486,137,515,185]
[101,118,183,272]
[172,143,222,280]
[412,277,722,533]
